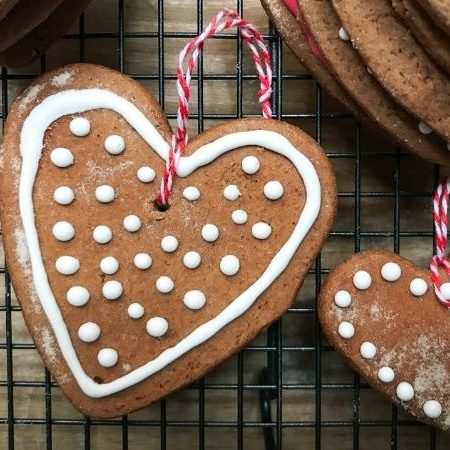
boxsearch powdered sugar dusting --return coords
[415,361,449,393]
[14,228,31,279]
[86,159,133,183]
[39,326,57,365]
[370,303,382,320]
[51,71,73,87]
[19,84,44,111]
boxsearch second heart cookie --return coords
[319,250,450,429]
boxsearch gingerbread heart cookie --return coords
[319,251,450,429]
[1,59,336,417]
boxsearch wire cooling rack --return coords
[1,0,450,449]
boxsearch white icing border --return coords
[19,88,321,398]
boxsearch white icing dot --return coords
[137,166,155,183]
[123,214,141,232]
[251,222,272,240]
[52,221,75,242]
[97,348,118,367]
[396,382,415,401]
[70,117,90,136]
[146,317,169,337]
[183,186,200,201]
[102,280,123,300]
[100,256,119,275]
[241,155,260,174]
[409,278,428,296]
[220,255,240,276]
[338,321,354,339]
[183,251,201,269]
[381,262,401,281]
[95,185,115,203]
[353,270,372,290]
[156,276,174,293]
[134,253,152,270]
[104,135,125,155]
[78,322,101,343]
[423,400,442,419]
[50,147,74,168]
[223,184,241,201]
[128,303,145,319]
[360,342,377,359]
[161,235,179,252]
[66,286,90,307]
[53,186,75,205]
[338,27,350,41]
[183,290,206,310]
[55,256,80,275]
[264,181,284,200]
[418,121,433,135]
[201,224,219,242]
[334,290,352,308]
[93,225,112,244]
[439,282,450,300]
[232,209,248,224]
[378,366,395,383]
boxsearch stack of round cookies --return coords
[261,0,450,165]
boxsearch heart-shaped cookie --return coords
[1,63,336,417]
[319,250,450,429]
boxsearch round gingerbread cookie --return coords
[332,0,450,141]
[319,250,450,429]
[298,0,450,165]
[0,63,336,417]
[416,0,450,35]
[0,0,19,22]
[0,0,63,52]
[392,0,450,75]
[0,0,92,68]
[260,0,366,116]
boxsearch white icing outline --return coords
[19,88,321,398]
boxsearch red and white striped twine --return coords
[430,177,450,307]
[155,7,273,206]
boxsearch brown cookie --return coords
[0,0,63,52]
[332,0,450,141]
[298,0,450,165]
[416,0,450,35]
[392,0,450,75]
[1,63,336,417]
[260,0,365,115]
[0,0,19,22]
[0,0,92,68]
[319,250,450,429]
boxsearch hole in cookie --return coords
[153,200,170,212]
[93,376,104,384]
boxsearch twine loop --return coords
[430,177,450,307]
[155,7,273,206]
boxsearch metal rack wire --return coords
[1,0,449,449]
